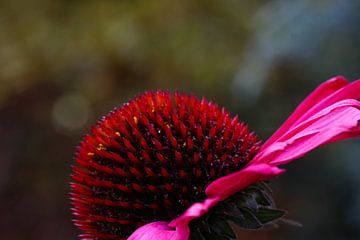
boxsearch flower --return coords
[71,76,360,240]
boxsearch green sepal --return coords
[255,207,286,224]
[189,182,287,240]
[229,208,263,229]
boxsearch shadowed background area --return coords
[0,0,359,239]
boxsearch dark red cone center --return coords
[71,91,260,239]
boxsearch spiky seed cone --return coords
[71,91,260,239]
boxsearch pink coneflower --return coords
[71,76,360,240]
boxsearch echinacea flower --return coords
[71,76,360,240]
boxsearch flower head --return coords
[71,76,360,240]
[71,91,260,239]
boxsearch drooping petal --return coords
[169,197,220,227]
[255,99,360,165]
[205,163,285,200]
[263,76,349,148]
[128,222,189,240]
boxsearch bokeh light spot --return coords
[52,93,91,131]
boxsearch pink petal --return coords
[129,198,221,240]
[169,197,220,228]
[128,222,189,240]
[263,76,349,149]
[292,79,360,128]
[205,163,285,200]
[255,99,360,165]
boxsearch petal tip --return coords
[128,222,189,240]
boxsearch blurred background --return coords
[0,0,359,239]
